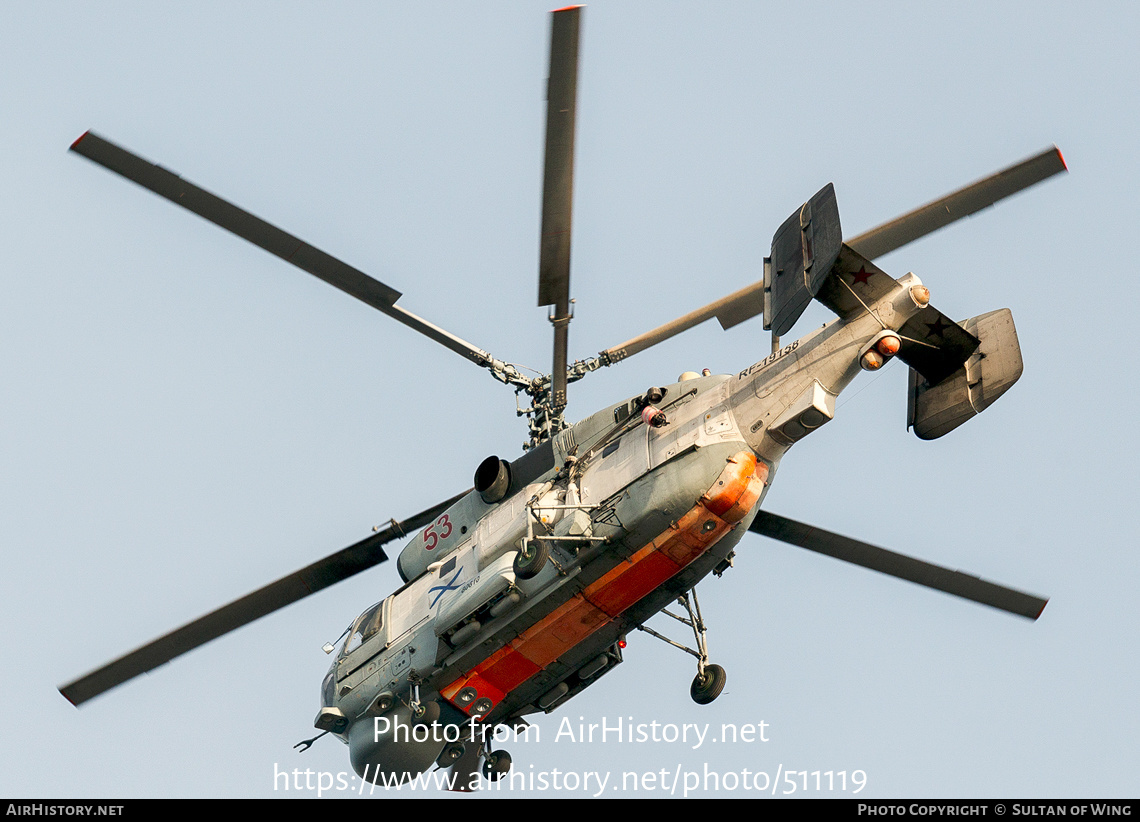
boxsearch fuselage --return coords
[323,270,926,783]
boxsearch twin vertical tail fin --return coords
[763,183,843,337]
[906,308,1024,439]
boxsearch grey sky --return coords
[3,1,1137,798]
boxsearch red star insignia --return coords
[851,266,873,285]
[926,316,948,338]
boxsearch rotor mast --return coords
[537,6,583,421]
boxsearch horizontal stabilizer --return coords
[895,307,980,386]
[815,244,898,318]
[749,510,1048,620]
[818,244,980,385]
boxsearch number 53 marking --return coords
[422,514,453,551]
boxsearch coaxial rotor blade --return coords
[845,146,1067,261]
[593,148,1065,368]
[598,280,765,364]
[59,491,466,707]
[749,510,1047,620]
[70,131,495,369]
[537,6,582,408]
[537,6,582,309]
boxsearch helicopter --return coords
[58,6,1065,790]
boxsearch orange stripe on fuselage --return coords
[441,451,765,715]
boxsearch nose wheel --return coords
[411,700,441,725]
[408,679,442,725]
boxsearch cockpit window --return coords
[340,601,383,657]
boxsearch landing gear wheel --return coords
[690,663,726,705]
[482,749,512,782]
[436,742,466,768]
[412,700,441,725]
[513,540,550,580]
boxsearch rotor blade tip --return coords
[550,4,583,12]
[59,686,79,707]
[1054,146,1068,171]
[1034,599,1049,620]
[69,131,91,151]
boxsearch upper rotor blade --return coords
[70,131,494,368]
[595,147,1066,368]
[749,510,1047,620]
[59,492,466,707]
[537,6,582,311]
[538,6,582,408]
[598,280,765,364]
[845,146,1067,261]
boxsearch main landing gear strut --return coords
[636,589,727,705]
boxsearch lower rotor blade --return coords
[845,146,1067,261]
[59,491,467,707]
[748,510,1047,620]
